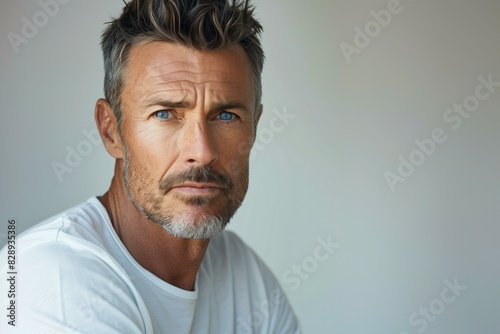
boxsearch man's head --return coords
[96,0,264,239]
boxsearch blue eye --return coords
[219,111,235,121]
[154,110,170,119]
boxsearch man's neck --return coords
[98,165,209,291]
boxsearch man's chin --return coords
[133,192,240,238]
[158,212,229,240]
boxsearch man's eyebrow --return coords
[212,102,251,114]
[143,98,190,109]
[143,99,251,113]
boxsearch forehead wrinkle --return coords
[149,58,222,73]
[147,59,230,80]
[145,79,246,106]
[142,80,193,99]
[148,74,231,87]
[149,81,194,94]
[149,79,235,87]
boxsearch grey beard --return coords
[159,213,227,239]
[140,193,237,239]
[126,185,234,239]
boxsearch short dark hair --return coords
[101,0,264,127]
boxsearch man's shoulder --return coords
[13,197,110,253]
[0,197,136,304]
[0,197,120,276]
[0,198,150,333]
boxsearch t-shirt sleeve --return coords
[0,241,150,334]
[252,252,303,334]
[226,232,303,334]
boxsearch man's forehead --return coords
[128,41,251,83]
[123,41,255,105]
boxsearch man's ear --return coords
[95,98,124,159]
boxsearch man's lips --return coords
[171,183,224,195]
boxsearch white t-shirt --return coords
[0,197,300,334]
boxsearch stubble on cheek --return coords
[122,145,165,214]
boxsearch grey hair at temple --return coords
[101,0,265,128]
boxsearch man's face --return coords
[118,41,259,239]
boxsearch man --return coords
[0,0,300,333]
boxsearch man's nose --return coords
[179,118,218,167]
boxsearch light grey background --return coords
[1,0,499,333]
